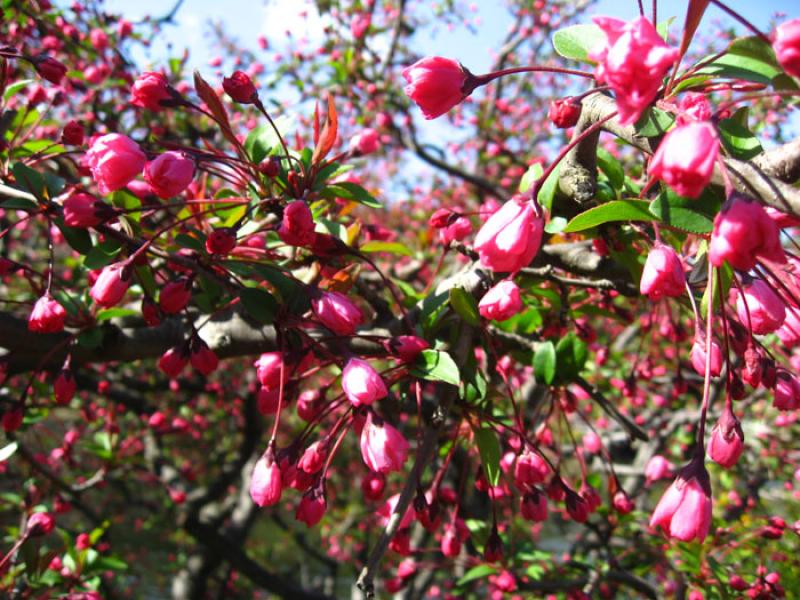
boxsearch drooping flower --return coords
[89,263,130,308]
[474,195,543,273]
[478,280,523,321]
[131,71,171,111]
[278,200,316,247]
[736,279,786,335]
[650,121,719,199]
[709,196,786,271]
[222,71,257,103]
[342,358,388,407]
[640,244,686,301]
[28,295,67,333]
[707,405,745,468]
[360,411,410,473]
[650,459,712,542]
[690,328,723,378]
[590,16,679,125]
[249,449,282,507]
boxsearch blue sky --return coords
[105,0,798,74]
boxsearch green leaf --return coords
[92,556,128,572]
[360,240,412,257]
[244,116,296,164]
[56,219,94,255]
[697,37,782,85]
[456,564,497,587]
[552,24,605,62]
[563,200,655,232]
[538,163,561,213]
[634,108,675,137]
[95,308,138,322]
[11,163,45,197]
[449,287,481,326]
[596,147,624,190]
[411,349,460,386]
[320,181,382,209]
[83,240,121,270]
[533,341,556,385]
[717,109,762,160]
[474,427,501,486]
[3,79,34,101]
[239,287,278,324]
[519,162,543,194]
[0,441,18,462]
[656,16,676,42]
[555,333,588,383]
[110,190,142,223]
[174,232,206,253]
[648,188,719,234]
[419,291,450,333]
[544,216,567,234]
[0,196,38,211]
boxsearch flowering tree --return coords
[2,0,800,597]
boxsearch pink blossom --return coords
[278,200,316,246]
[707,406,745,468]
[28,295,66,333]
[690,330,723,378]
[360,411,410,473]
[131,72,171,111]
[650,121,719,199]
[709,196,786,271]
[254,352,284,389]
[342,358,388,407]
[478,280,523,321]
[736,279,786,335]
[650,461,712,542]
[250,450,282,507]
[474,195,543,273]
[774,18,800,78]
[350,128,381,155]
[90,263,130,308]
[86,134,147,195]
[144,151,194,199]
[312,291,363,336]
[640,244,685,301]
[590,16,679,125]
[402,57,468,120]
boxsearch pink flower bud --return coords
[351,12,371,39]
[690,330,723,378]
[644,455,673,485]
[774,18,800,78]
[350,128,380,155]
[3,408,23,433]
[474,195,543,273]
[402,56,468,120]
[158,347,187,378]
[640,243,686,300]
[256,387,280,414]
[360,411,410,473]
[385,335,429,362]
[205,228,237,255]
[520,489,548,521]
[295,487,326,526]
[89,28,108,50]
[249,449,282,507]
[159,278,192,314]
[548,97,581,128]
[278,200,316,246]
[190,341,218,375]
[28,295,66,333]
[144,151,194,199]
[131,71,171,111]
[222,70,258,103]
[54,370,76,405]
[312,291,363,336]
[34,55,67,84]
[678,92,712,123]
[709,196,786,271]
[86,134,147,195]
[478,280,523,321]
[777,308,800,347]
[773,371,800,411]
[298,441,327,474]
[438,216,472,245]
[63,193,105,228]
[89,263,130,308]
[736,279,786,335]
[590,16,679,125]
[707,406,745,468]
[361,471,386,501]
[62,120,85,145]
[254,352,284,389]
[514,449,549,487]
[650,121,719,199]
[26,511,55,536]
[342,358,388,407]
[613,490,635,514]
[650,460,712,542]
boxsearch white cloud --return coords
[260,0,329,46]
